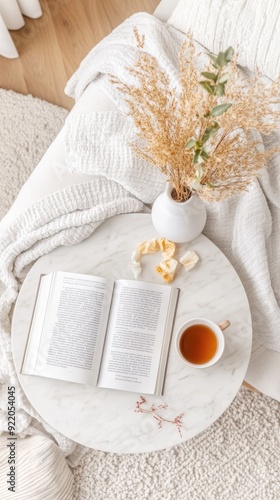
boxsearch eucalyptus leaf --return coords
[202,125,219,144]
[216,52,226,68]
[207,52,219,68]
[201,71,217,81]
[215,83,225,96]
[206,181,219,189]
[185,138,195,149]
[201,150,209,159]
[204,126,213,134]
[201,130,210,144]
[201,133,210,144]
[209,128,218,137]
[210,103,232,117]
[211,121,219,129]
[201,134,211,144]
[219,73,229,84]
[196,164,203,178]
[194,150,203,164]
[199,81,215,94]
[190,179,202,190]
[198,154,205,164]
[224,46,234,62]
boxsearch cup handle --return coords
[218,320,231,331]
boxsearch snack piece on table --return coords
[155,258,178,283]
[129,259,142,279]
[131,249,141,263]
[130,238,177,279]
[179,250,199,271]
[129,239,160,278]
[137,239,159,255]
[158,238,176,259]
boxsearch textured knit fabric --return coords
[0,179,144,459]
[167,0,280,80]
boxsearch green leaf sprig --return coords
[200,46,234,97]
[186,47,234,191]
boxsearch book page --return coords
[21,272,113,386]
[97,280,178,395]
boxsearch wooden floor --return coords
[0,0,159,110]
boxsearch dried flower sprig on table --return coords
[135,396,184,437]
[112,31,280,202]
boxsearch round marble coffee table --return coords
[12,214,252,453]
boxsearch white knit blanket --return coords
[0,12,279,461]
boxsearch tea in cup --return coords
[175,318,230,368]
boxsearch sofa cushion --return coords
[0,434,73,499]
[167,0,280,80]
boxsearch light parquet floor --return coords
[0,0,159,109]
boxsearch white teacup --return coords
[175,317,231,368]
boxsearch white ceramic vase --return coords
[151,183,207,243]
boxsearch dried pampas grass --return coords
[112,31,280,202]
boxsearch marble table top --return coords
[12,214,252,453]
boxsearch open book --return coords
[21,272,179,395]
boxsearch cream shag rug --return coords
[1,89,280,500]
